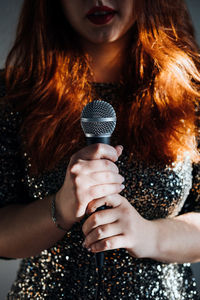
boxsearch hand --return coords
[55,144,124,227]
[82,194,157,259]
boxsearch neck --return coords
[80,32,132,83]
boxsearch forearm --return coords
[151,212,200,263]
[0,195,73,258]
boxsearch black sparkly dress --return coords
[0,79,200,299]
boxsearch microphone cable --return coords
[94,205,107,300]
[95,265,104,300]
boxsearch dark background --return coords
[0,0,200,298]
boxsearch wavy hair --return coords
[4,0,200,174]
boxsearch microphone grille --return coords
[81,100,116,137]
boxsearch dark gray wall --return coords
[186,0,200,43]
[0,0,24,69]
[0,0,200,299]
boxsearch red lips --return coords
[86,6,117,25]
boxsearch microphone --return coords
[80,100,117,269]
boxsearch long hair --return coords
[3,0,200,174]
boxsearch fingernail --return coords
[87,247,92,252]
[82,241,86,248]
[119,145,124,151]
[121,184,125,189]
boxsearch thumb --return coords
[115,145,123,158]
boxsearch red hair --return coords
[3,0,200,174]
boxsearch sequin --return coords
[0,79,199,299]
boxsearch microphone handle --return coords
[86,136,111,270]
[86,136,110,145]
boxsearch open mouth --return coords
[86,6,117,25]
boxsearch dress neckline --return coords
[91,81,124,88]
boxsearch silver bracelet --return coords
[51,194,68,232]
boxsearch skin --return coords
[0,1,200,264]
[57,0,200,263]
[61,0,136,82]
[61,0,136,45]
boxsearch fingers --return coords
[87,184,124,204]
[86,171,124,187]
[82,203,121,236]
[115,145,123,158]
[82,194,130,253]
[70,159,119,175]
[62,144,123,222]
[84,234,126,253]
[70,143,123,167]
[83,221,122,249]
[86,194,123,215]
[75,172,124,199]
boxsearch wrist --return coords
[139,219,161,260]
[51,192,76,231]
[146,218,173,263]
[147,219,161,260]
[51,194,69,232]
[127,218,160,260]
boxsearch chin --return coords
[88,38,114,44]
[85,33,118,45]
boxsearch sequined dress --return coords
[0,79,200,299]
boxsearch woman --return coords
[0,0,200,299]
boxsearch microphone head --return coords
[81,100,116,138]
